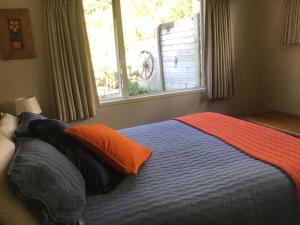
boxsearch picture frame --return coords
[0,8,36,60]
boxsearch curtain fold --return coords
[281,0,300,45]
[43,0,98,121]
[204,0,234,99]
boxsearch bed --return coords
[84,119,300,225]
[1,112,300,225]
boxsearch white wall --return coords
[257,0,300,115]
[0,0,55,117]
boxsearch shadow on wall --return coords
[0,101,16,115]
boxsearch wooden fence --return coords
[136,14,201,91]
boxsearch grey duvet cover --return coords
[84,120,300,225]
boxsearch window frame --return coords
[112,0,129,98]
[101,87,204,106]
[97,0,205,103]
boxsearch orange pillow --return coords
[65,124,152,175]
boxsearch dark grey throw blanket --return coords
[84,120,300,225]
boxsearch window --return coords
[84,0,204,101]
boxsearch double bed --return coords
[1,112,300,225]
[84,119,300,225]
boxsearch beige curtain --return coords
[281,0,300,45]
[43,0,98,121]
[204,0,234,99]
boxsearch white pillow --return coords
[0,114,18,140]
[0,135,40,225]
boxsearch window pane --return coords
[120,0,201,96]
[84,0,121,100]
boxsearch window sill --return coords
[99,88,205,107]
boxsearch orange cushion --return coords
[65,124,152,175]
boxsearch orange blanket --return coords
[176,112,300,202]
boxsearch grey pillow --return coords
[8,137,86,225]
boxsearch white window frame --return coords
[100,0,204,104]
[112,0,129,98]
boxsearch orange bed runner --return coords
[176,112,300,202]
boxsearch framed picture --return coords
[0,9,36,60]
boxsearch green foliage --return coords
[128,80,156,96]
[123,0,193,40]
[127,66,158,96]
[130,0,192,23]
[127,66,141,79]
[84,0,194,41]
[95,71,119,88]
[84,0,111,15]
[95,67,156,97]
[169,0,193,21]
[84,0,193,97]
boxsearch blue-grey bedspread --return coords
[84,120,300,225]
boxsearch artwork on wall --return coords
[0,9,35,60]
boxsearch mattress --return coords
[84,120,300,225]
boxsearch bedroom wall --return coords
[0,0,55,117]
[256,0,300,116]
[81,0,266,128]
[0,0,265,129]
